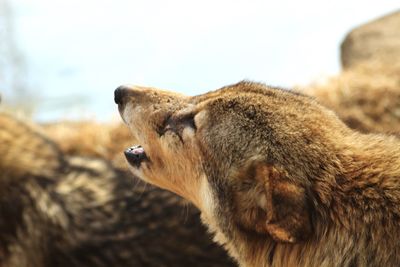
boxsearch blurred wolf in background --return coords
[0,112,234,267]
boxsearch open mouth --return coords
[124,145,148,167]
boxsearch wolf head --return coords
[115,81,352,246]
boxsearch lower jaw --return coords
[124,145,148,167]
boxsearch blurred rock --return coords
[341,10,400,69]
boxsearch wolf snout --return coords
[114,85,130,105]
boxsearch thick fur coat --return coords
[116,81,400,267]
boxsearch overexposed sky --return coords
[5,0,400,121]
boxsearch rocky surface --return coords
[341,10,400,69]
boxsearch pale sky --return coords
[4,0,400,121]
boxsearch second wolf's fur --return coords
[0,113,234,267]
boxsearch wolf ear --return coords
[253,163,312,243]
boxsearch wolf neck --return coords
[324,133,400,236]
[328,132,400,219]
[219,133,400,267]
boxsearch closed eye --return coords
[177,112,197,131]
[156,112,197,138]
[156,113,172,136]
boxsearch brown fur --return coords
[302,62,400,135]
[41,121,132,169]
[117,81,400,267]
[0,112,234,267]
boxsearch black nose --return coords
[114,86,128,105]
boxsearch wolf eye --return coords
[156,111,197,142]
[178,113,197,131]
[156,114,173,136]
